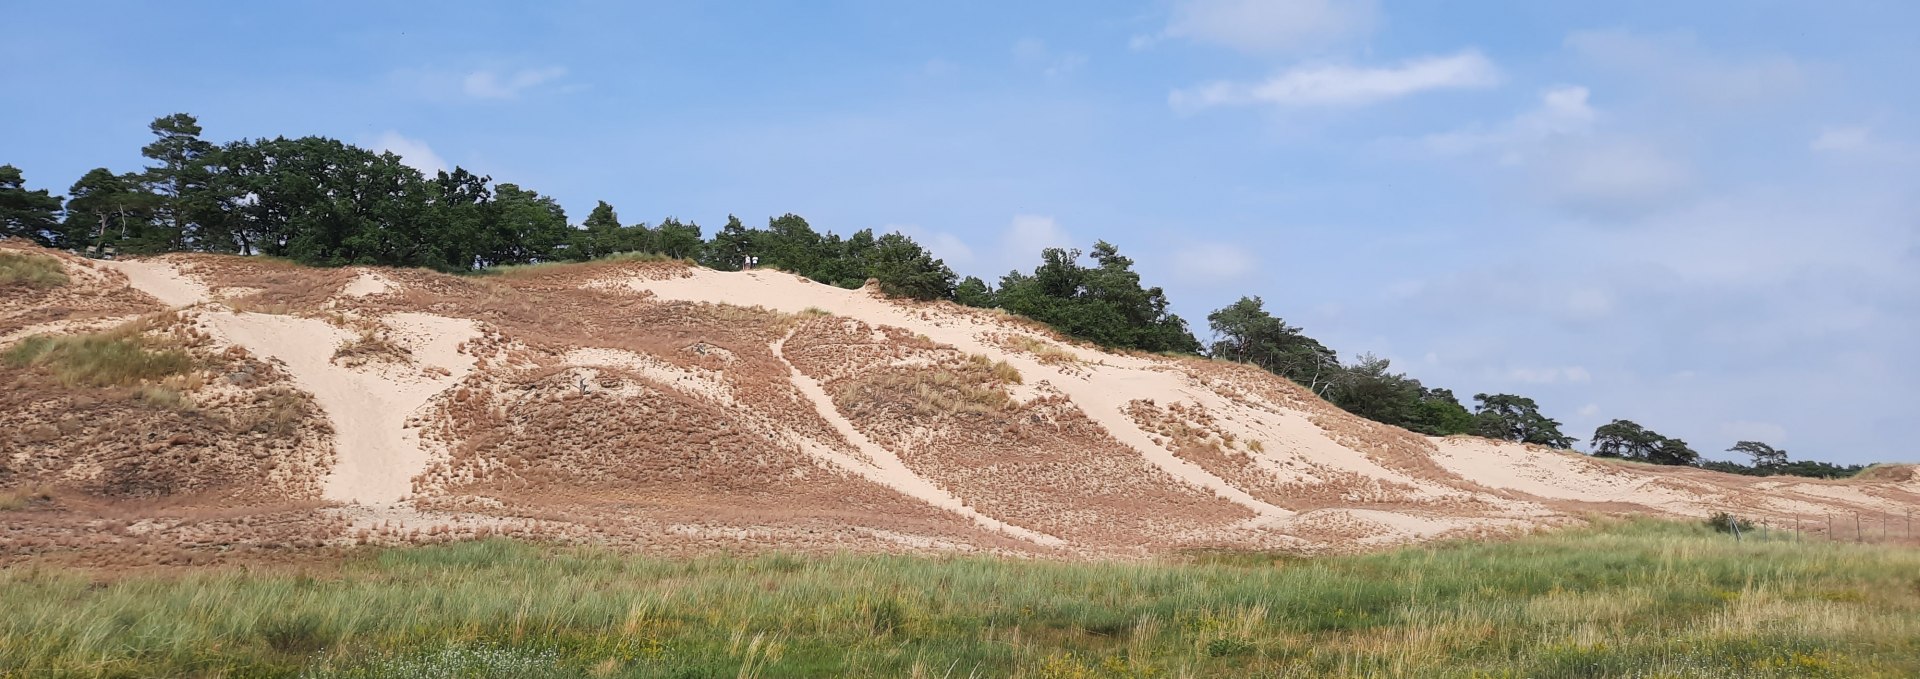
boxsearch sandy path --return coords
[631,270,1296,521]
[104,259,478,505]
[770,331,1065,547]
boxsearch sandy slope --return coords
[104,260,477,505]
[11,250,1910,557]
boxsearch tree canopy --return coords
[1590,419,1699,466]
[1472,394,1577,449]
[996,242,1200,353]
[0,165,65,246]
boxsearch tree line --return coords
[0,114,1859,478]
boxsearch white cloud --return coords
[1170,242,1256,283]
[1539,141,1693,218]
[1507,366,1592,384]
[1171,50,1501,111]
[369,131,447,175]
[1810,125,1872,153]
[1565,30,1803,105]
[1152,0,1377,53]
[1013,39,1087,78]
[1002,215,1074,269]
[1424,85,1598,159]
[462,66,567,99]
[1576,403,1602,418]
[886,224,975,266]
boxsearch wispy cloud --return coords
[1171,50,1500,111]
[462,66,568,99]
[1565,30,1804,105]
[1143,0,1377,53]
[1012,38,1087,78]
[1423,85,1598,159]
[369,131,446,175]
[1810,125,1872,153]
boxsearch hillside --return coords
[5,240,1918,563]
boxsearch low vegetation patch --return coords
[836,356,1022,416]
[1006,334,1082,366]
[478,251,690,278]
[0,250,68,288]
[2,323,191,387]
[331,329,412,367]
[4,520,1917,677]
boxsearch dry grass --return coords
[1005,334,1082,366]
[480,252,691,278]
[331,328,412,367]
[2,321,191,387]
[835,369,1016,416]
[0,250,67,289]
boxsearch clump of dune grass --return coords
[835,355,1023,416]
[1006,335,1082,366]
[2,519,1917,677]
[0,250,68,288]
[3,323,191,387]
[331,329,412,367]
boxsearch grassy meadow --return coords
[2,519,1916,678]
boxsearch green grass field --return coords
[2,519,1915,678]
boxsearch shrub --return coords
[0,251,67,288]
[1705,512,1754,534]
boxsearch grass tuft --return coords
[3,323,191,387]
[0,250,68,288]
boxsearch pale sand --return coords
[339,270,393,297]
[105,259,478,505]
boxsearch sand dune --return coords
[4,243,1915,559]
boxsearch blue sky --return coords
[4,1,1916,464]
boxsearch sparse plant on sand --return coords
[331,329,412,367]
[1006,335,1082,366]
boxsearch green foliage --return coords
[62,167,158,252]
[701,214,753,270]
[953,275,995,308]
[6,521,1919,677]
[1473,393,1577,449]
[1325,353,1421,427]
[1591,419,1699,466]
[0,250,68,288]
[1206,296,1338,390]
[865,232,955,300]
[652,217,703,260]
[139,113,217,251]
[0,164,67,246]
[997,242,1201,353]
[1697,458,1867,479]
[1730,440,1790,468]
[4,326,192,387]
[1704,512,1756,534]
